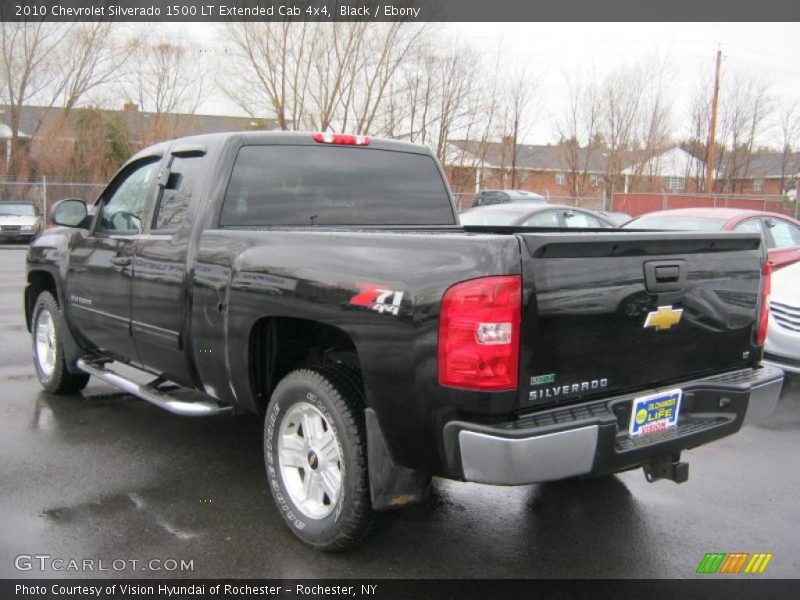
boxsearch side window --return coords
[768,219,800,248]
[733,218,764,235]
[99,160,159,233]
[153,155,204,231]
[564,211,607,228]
[522,210,560,227]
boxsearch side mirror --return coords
[52,199,89,228]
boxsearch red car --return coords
[624,208,800,270]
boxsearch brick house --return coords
[0,103,280,176]
[444,138,610,201]
[714,151,800,196]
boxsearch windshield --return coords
[460,211,520,226]
[0,203,37,217]
[623,214,726,232]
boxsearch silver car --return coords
[0,202,42,243]
[763,261,800,374]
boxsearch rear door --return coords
[66,157,161,362]
[131,149,208,386]
[517,232,764,409]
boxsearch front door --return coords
[66,157,161,363]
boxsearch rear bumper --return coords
[444,365,784,486]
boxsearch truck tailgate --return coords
[518,232,764,409]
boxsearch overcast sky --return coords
[454,23,800,143]
[160,21,800,146]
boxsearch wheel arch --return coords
[248,316,361,414]
[25,269,86,374]
[25,269,59,332]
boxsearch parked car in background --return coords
[763,261,800,375]
[623,208,800,270]
[472,189,546,207]
[0,202,41,243]
[460,202,617,228]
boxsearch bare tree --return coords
[776,100,800,195]
[126,36,207,143]
[349,23,430,135]
[501,65,539,189]
[713,69,771,192]
[226,21,431,136]
[683,70,713,191]
[598,64,645,197]
[0,22,66,177]
[626,54,674,192]
[225,21,319,131]
[555,71,601,197]
[58,23,133,114]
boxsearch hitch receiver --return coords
[643,455,689,484]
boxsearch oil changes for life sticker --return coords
[629,388,682,437]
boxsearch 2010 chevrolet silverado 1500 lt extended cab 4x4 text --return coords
[25,132,783,550]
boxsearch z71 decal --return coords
[350,283,404,316]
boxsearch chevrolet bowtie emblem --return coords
[644,305,683,331]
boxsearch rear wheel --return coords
[264,365,375,551]
[31,291,90,394]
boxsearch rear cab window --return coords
[219,145,455,227]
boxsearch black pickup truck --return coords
[25,131,783,550]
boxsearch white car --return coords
[0,202,42,243]
[763,261,800,374]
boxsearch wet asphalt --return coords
[0,244,798,580]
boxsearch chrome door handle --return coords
[110,256,131,266]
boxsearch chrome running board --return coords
[77,358,233,417]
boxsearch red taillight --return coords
[755,261,771,346]
[438,275,521,391]
[312,132,371,146]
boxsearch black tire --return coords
[264,364,375,551]
[31,291,90,394]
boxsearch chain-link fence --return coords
[0,179,105,223]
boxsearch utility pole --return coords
[705,48,722,194]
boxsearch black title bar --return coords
[1,0,799,22]
[3,579,800,600]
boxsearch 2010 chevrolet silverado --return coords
[25,131,783,550]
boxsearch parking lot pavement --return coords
[1,244,798,579]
